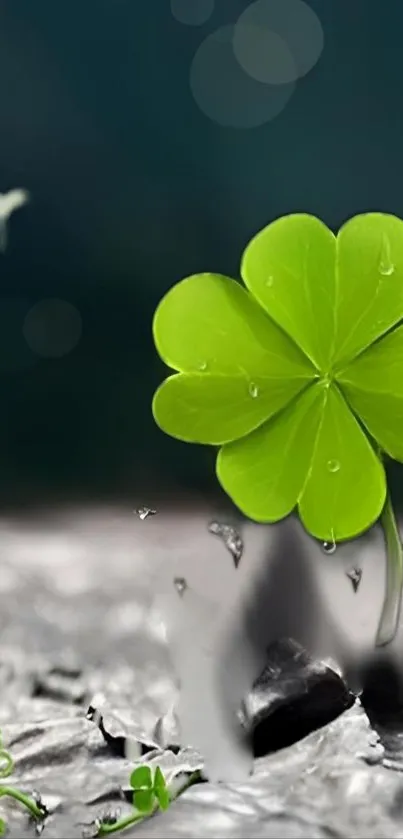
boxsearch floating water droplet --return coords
[173,576,187,597]
[266,275,274,287]
[197,360,208,371]
[327,459,340,473]
[249,381,259,398]
[379,235,395,276]
[346,567,362,593]
[208,520,243,567]
[322,537,336,555]
[135,506,157,521]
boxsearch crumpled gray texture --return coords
[1,693,401,839]
[0,505,401,837]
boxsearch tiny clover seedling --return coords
[130,764,154,814]
[130,764,170,813]
[95,765,199,836]
[152,212,403,646]
[0,729,47,834]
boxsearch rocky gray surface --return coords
[0,504,401,837]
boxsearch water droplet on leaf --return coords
[379,235,395,276]
[322,537,336,555]
[208,520,243,567]
[266,275,274,287]
[197,361,208,371]
[327,459,340,473]
[135,506,157,521]
[173,576,187,597]
[346,567,362,593]
[249,382,259,398]
[379,262,395,276]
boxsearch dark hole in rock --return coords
[240,639,354,758]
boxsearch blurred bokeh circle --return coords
[190,24,295,128]
[171,0,214,26]
[233,0,324,85]
[23,298,82,359]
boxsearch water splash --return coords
[346,567,362,593]
[208,520,243,567]
[173,577,188,597]
[135,506,157,521]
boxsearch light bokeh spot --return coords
[23,298,82,358]
[233,0,324,85]
[171,0,214,26]
[190,25,295,128]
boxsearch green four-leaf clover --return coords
[152,213,403,545]
[130,765,170,813]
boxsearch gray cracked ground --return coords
[0,499,403,837]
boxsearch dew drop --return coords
[249,381,259,398]
[327,459,340,473]
[379,261,395,277]
[197,360,208,371]
[266,275,274,287]
[322,536,336,555]
[379,235,395,276]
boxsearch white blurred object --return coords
[152,509,403,784]
[0,188,29,252]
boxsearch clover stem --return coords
[0,786,46,820]
[376,491,403,646]
[98,810,151,836]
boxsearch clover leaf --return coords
[129,765,170,815]
[153,766,170,811]
[130,765,154,813]
[130,765,153,790]
[152,212,403,644]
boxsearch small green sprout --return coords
[95,765,200,836]
[152,212,403,646]
[129,764,170,813]
[0,729,47,834]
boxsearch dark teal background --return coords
[0,0,401,506]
